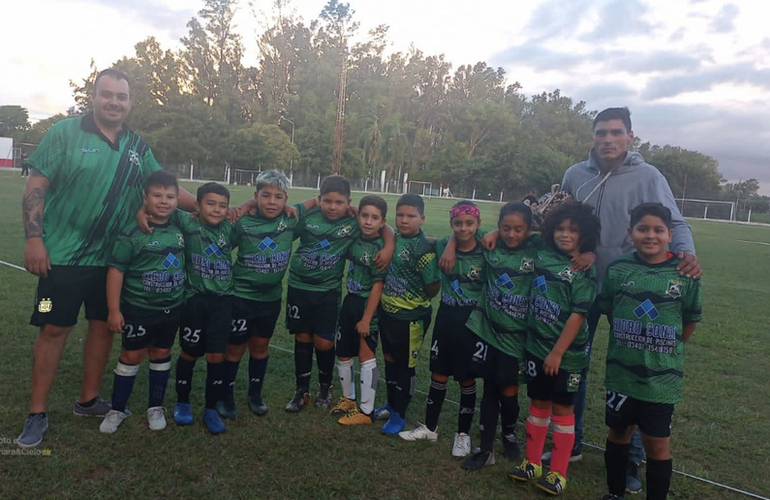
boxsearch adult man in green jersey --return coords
[18,69,198,447]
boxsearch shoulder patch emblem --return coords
[519,258,534,272]
[177,233,185,246]
[277,220,288,232]
[337,225,352,237]
[361,252,371,265]
[665,279,682,299]
[558,267,575,283]
[128,150,141,166]
[467,266,481,280]
[399,248,410,261]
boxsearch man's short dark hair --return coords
[593,107,632,132]
[94,68,130,90]
[397,193,425,215]
[320,175,351,198]
[197,182,230,203]
[144,170,178,193]
[359,195,388,219]
[630,202,672,229]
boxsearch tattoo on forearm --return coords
[23,187,45,238]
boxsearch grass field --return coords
[1,172,769,499]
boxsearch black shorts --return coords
[336,294,379,358]
[30,266,108,327]
[229,297,282,345]
[179,294,232,357]
[120,302,182,351]
[605,391,675,438]
[429,305,478,381]
[524,353,583,407]
[285,286,340,341]
[474,338,523,387]
[379,309,432,369]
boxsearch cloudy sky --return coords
[2,0,768,193]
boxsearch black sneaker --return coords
[601,495,624,500]
[625,461,642,494]
[285,389,310,413]
[215,397,239,420]
[314,383,333,409]
[502,433,521,461]
[248,394,268,416]
[462,450,496,471]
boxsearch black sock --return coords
[479,381,500,452]
[221,359,239,400]
[175,356,196,404]
[315,347,335,386]
[294,340,313,392]
[384,359,397,408]
[205,362,225,409]
[393,366,415,418]
[605,440,630,497]
[424,378,447,432]
[248,356,268,397]
[78,397,97,408]
[499,393,519,438]
[646,458,673,500]
[458,382,477,435]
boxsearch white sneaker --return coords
[398,423,438,441]
[147,406,167,431]
[452,432,472,457]
[99,410,127,434]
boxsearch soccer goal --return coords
[675,198,735,221]
[233,169,261,185]
[407,180,433,199]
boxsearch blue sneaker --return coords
[202,408,226,434]
[173,403,194,426]
[381,412,406,435]
[373,403,392,421]
[626,461,642,494]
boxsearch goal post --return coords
[407,180,433,199]
[675,198,735,221]
[233,169,261,185]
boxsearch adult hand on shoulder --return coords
[571,251,595,271]
[346,205,358,218]
[24,238,51,278]
[136,205,153,233]
[283,204,299,219]
[676,252,702,279]
[481,231,498,251]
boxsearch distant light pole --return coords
[279,116,295,172]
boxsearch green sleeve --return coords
[141,147,162,181]
[108,229,135,272]
[598,266,616,316]
[230,219,243,247]
[571,267,597,315]
[682,279,703,324]
[417,250,441,285]
[27,121,65,182]
[292,203,307,240]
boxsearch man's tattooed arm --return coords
[23,169,48,238]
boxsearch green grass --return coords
[1,172,769,499]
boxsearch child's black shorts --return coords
[229,297,282,345]
[379,309,432,369]
[604,390,675,438]
[335,294,379,358]
[179,294,232,357]
[429,304,479,381]
[120,302,182,351]
[525,352,584,407]
[286,286,341,341]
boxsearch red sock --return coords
[550,413,576,477]
[525,405,551,465]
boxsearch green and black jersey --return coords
[108,221,186,310]
[177,212,234,297]
[599,252,702,404]
[28,113,161,266]
[346,236,387,298]
[232,205,304,302]
[381,230,441,321]
[435,236,485,308]
[466,236,538,358]
[527,247,597,371]
[288,208,360,292]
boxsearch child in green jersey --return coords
[377,194,442,435]
[217,170,304,419]
[173,182,235,435]
[334,195,389,425]
[285,176,394,413]
[599,203,701,500]
[509,202,600,495]
[100,171,185,434]
[399,200,483,456]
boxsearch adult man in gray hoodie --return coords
[551,107,701,493]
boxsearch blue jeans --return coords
[575,299,644,464]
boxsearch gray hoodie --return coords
[561,149,695,285]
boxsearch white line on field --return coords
[737,239,770,246]
[0,259,26,271]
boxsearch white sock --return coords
[359,358,378,415]
[337,358,355,400]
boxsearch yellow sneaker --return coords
[330,397,357,416]
[338,408,373,426]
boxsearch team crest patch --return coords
[361,252,371,265]
[399,248,411,261]
[177,233,185,246]
[277,220,288,232]
[519,258,534,272]
[568,372,581,389]
[128,150,141,166]
[38,298,53,313]
[411,350,419,359]
[337,225,352,237]
[467,266,481,280]
[558,267,575,283]
[218,233,227,247]
[665,279,682,299]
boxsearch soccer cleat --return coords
[314,383,333,409]
[502,433,521,461]
[202,408,226,434]
[330,397,357,416]
[17,413,48,448]
[173,403,194,426]
[626,461,642,494]
[99,409,128,434]
[462,450,496,471]
[147,406,167,431]
[380,412,406,435]
[536,471,567,495]
[73,396,115,417]
[285,389,311,413]
[601,495,624,500]
[372,403,392,421]
[248,394,269,416]
[399,423,439,442]
[451,432,471,457]
[508,458,543,482]
[541,444,583,465]
[215,397,239,420]
[338,407,373,426]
